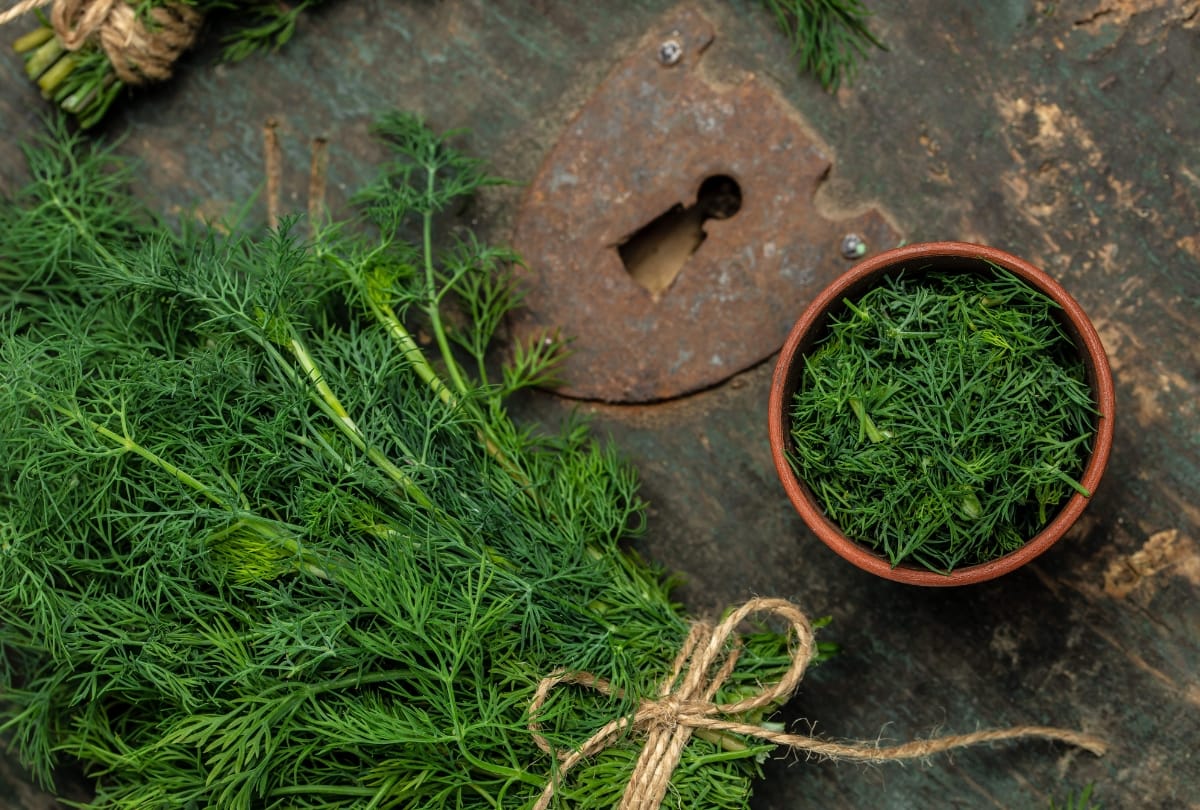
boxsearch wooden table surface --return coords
[3,1,1198,808]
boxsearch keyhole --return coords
[618,174,743,298]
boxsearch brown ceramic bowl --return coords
[768,241,1115,586]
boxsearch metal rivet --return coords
[841,233,867,259]
[658,38,683,66]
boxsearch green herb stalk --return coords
[788,269,1096,572]
[0,116,830,808]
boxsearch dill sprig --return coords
[0,115,829,808]
[788,269,1096,572]
[760,0,885,91]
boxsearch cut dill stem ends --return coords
[788,267,1096,573]
[0,115,823,809]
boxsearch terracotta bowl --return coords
[768,241,1115,586]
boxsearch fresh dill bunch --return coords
[788,269,1096,572]
[9,1,322,129]
[760,0,885,91]
[0,114,827,809]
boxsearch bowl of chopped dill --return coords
[768,241,1115,585]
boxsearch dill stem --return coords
[54,180,431,515]
[23,36,63,79]
[37,51,76,97]
[314,247,455,410]
[40,397,229,510]
[303,668,422,696]
[285,334,434,511]
[267,784,381,798]
[61,83,96,114]
[43,192,432,521]
[348,252,529,489]
[13,25,53,54]
[366,289,456,410]
[455,746,545,788]
[39,397,329,578]
[694,728,751,752]
[848,396,885,443]
[289,335,364,435]
[1050,467,1092,498]
[375,293,521,482]
[50,191,129,277]
[77,78,122,130]
[421,177,470,401]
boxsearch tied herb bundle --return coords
[788,269,1096,573]
[0,117,824,808]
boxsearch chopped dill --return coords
[788,267,1096,572]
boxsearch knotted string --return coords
[528,597,1106,810]
[1,0,201,84]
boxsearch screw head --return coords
[841,233,867,259]
[658,38,683,66]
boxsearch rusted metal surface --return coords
[510,5,899,402]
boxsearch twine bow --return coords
[1,0,201,84]
[529,597,1106,810]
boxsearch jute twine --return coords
[528,597,1106,810]
[0,0,202,84]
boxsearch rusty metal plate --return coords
[510,4,900,402]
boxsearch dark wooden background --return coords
[3,1,1198,808]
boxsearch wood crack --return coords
[1074,7,1115,26]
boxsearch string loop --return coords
[529,597,1106,810]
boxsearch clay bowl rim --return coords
[767,241,1116,586]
